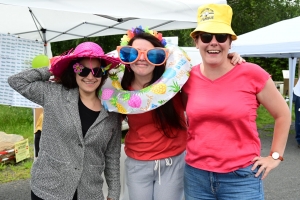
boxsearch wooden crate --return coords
[283,78,298,96]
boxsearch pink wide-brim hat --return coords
[50,42,121,77]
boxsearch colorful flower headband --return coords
[120,25,167,47]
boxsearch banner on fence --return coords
[0,33,44,108]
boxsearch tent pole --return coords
[41,28,47,55]
[298,58,300,78]
[289,57,297,117]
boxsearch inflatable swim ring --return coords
[101,44,192,114]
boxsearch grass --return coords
[0,102,294,184]
[256,105,275,129]
[0,105,34,183]
[256,102,295,128]
[0,105,34,139]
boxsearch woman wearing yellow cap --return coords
[182,3,290,200]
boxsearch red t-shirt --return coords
[124,93,187,160]
[182,62,270,172]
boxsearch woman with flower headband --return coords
[8,42,122,200]
[182,4,290,199]
[101,26,244,200]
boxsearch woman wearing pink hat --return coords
[8,42,122,200]
[182,4,290,200]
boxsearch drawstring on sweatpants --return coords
[154,157,173,185]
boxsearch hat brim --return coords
[190,21,237,40]
[51,55,121,78]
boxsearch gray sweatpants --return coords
[125,151,185,200]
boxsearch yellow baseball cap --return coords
[190,4,237,40]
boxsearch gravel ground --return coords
[1,123,299,200]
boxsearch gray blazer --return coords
[8,67,121,200]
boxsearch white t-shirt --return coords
[294,80,300,97]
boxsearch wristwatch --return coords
[270,152,284,161]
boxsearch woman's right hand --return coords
[251,155,281,180]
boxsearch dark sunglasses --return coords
[117,46,169,66]
[73,63,104,78]
[199,33,229,43]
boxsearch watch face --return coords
[272,152,280,159]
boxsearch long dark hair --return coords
[59,58,108,96]
[121,32,186,138]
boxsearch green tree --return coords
[51,35,123,56]
[160,29,194,47]
[228,0,300,80]
[229,0,300,35]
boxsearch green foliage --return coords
[0,105,33,141]
[228,0,300,80]
[229,0,300,35]
[245,57,298,81]
[0,163,7,171]
[51,34,123,56]
[256,105,274,128]
[160,29,194,47]
[0,159,33,183]
[256,102,294,129]
[256,102,295,137]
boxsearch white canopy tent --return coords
[0,0,227,57]
[0,0,226,20]
[182,16,300,112]
[230,16,300,112]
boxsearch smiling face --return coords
[129,39,156,80]
[195,32,231,67]
[75,58,102,96]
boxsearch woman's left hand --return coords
[228,52,246,65]
[251,156,281,179]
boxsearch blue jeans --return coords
[293,93,300,145]
[184,164,264,200]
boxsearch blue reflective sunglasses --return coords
[117,46,169,66]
